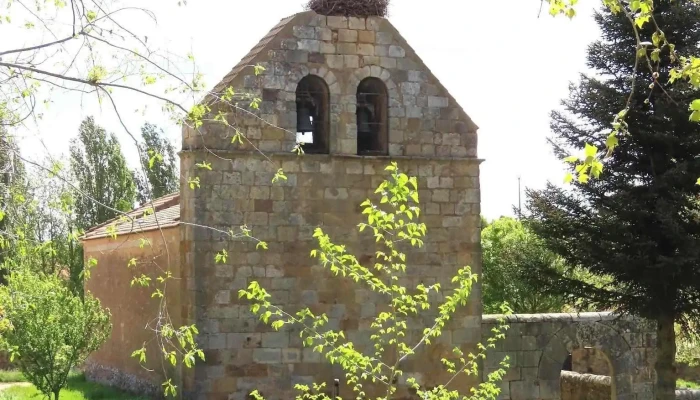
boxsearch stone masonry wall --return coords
[180,11,482,400]
[560,371,611,400]
[481,313,656,400]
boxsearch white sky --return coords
[7,0,601,219]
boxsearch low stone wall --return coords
[84,362,162,399]
[677,389,700,399]
[482,312,656,400]
[560,371,610,400]
[678,363,700,384]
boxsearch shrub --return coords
[0,271,111,400]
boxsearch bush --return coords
[0,272,111,400]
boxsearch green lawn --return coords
[0,373,149,400]
[0,371,26,383]
[678,378,700,390]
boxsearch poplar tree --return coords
[70,117,136,230]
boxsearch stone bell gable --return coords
[183,11,478,159]
[180,10,483,400]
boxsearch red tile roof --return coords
[82,193,180,240]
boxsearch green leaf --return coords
[690,99,700,111]
[696,178,700,186]
[564,173,574,184]
[690,111,700,122]
[563,155,578,163]
[584,143,598,157]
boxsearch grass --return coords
[678,378,700,390]
[0,373,149,400]
[0,371,26,383]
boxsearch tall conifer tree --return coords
[525,2,700,398]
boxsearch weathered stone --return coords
[326,16,348,29]
[338,29,358,43]
[252,348,281,364]
[293,26,316,39]
[389,45,406,58]
[297,39,320,52]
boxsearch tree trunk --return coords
[655,313,676,400]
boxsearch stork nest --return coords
[306,0,389,17]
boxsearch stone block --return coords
[358,30,375,43]
[262,331,289,348]
[227,333,262,349]
[397,58,418,70]
[209,333,227,350]
[308,52,325,63]
[429,96,449,108]
[389,45,406,58]
[215,265,234,278]
[252,348,281,364]
[302,348,321,362]
[316,27,333,41]
[379,57,396,69]
[337,43,357,55]
[298,39,320,52]
[344,55,360,68]
[361,56,380,66]
[327,16,348,29]
[277,226,297,242]
[375,45,388,57]
[325,54,344,69]
[282,349,301,363]
[348,17,366,30]
[280,38,298,50]
[301,290,318,305]
[453,328,480,344]
[338,29,358,42]
[509,380,539,400]
[401,82,421,96]
[357,43,374,56]
[376,31,393,45]
[293,26,316,39]
[284,50,308,63]
[215,290,231,305]
[520,351,542,367]
[325,188,349,200]
[320,42,336,54]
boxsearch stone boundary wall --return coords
[84,362,163,399]
[482,312,656,400]
[677,389,700,399]
[678,363,700,383]
[560,371,610,400]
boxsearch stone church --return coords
[82,4,659,400]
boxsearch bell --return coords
[357,106,373,135]
[297,104,315,133]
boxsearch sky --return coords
[5,0,601,219]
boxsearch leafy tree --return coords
[482,217,569,314]
[525,2,700,398]
[0,131,24,284]
[136,123,179,205]
[0,271,111,400]
[240,164,510,400]
[70,117,137,230]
